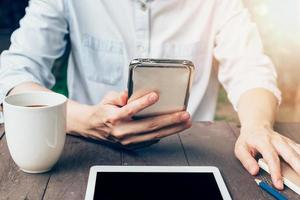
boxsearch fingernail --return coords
[148,93,158,103]
[181,112,190,121]
[186,121,192,128]
[276,179,284,190]
[250,167,257,175]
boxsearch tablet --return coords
[85,166,232,200]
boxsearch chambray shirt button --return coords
[140,3,147,11]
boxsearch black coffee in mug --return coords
[25,105,48,108]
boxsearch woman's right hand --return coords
[70,91,191,147]
[6,82,191,147]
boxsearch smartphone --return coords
[127,58,194,118]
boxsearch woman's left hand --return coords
[235,124,300,190]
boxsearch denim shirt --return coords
[0,0,281,122]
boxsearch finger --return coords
[234,143,259,175]
[120,91,128,105]
[120,121,192,146]
[273,134,300,155]
[112,112,190,139]
[289,141,300,155]
[283,136,300,155]
[127,89,155,103]
[118,92,159,118]
[256,143,283,190]
[272,136,300,176]
[123,140,160,150]
[80,129,108,141]
[89,128,112,140]
[101,91,128,106]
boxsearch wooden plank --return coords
[0,135,50,200]
[122,134,188,166]
[0,124,4,139]
[229,122,300,199]
[42,136,122,200]
[228,122,240,138]
[181,122,271,200]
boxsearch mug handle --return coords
[0,100,4,132]
[0,105,3,124]
[0,123,4,137]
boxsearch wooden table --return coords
[1,122,300,200]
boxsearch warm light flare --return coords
[244,0,300,122]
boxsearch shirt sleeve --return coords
[0,0,68,109]
[214,0,281,111]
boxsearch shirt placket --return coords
[134,0,151,57]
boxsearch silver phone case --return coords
[128,58,195,118]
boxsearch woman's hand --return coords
[6,82,191,147]
[71,91,192,146]
[235,124,300,190]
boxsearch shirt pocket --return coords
[82,34,124,85]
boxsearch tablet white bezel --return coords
[85,166,232,200]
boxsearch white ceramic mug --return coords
[3,92,67,173]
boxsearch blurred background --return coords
[0,0,299,122]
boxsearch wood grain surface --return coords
[42,136,122,200]
[1,122,300,200]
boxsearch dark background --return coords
[0,0,28,51]
[0,0,68,96]
[0,0,27,32]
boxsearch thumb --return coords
[101,91,128,106]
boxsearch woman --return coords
[0,0,298,190]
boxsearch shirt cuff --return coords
[228,81,282,111]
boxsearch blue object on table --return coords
[255,179,288,200]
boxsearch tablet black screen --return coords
[93,172,224,200]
